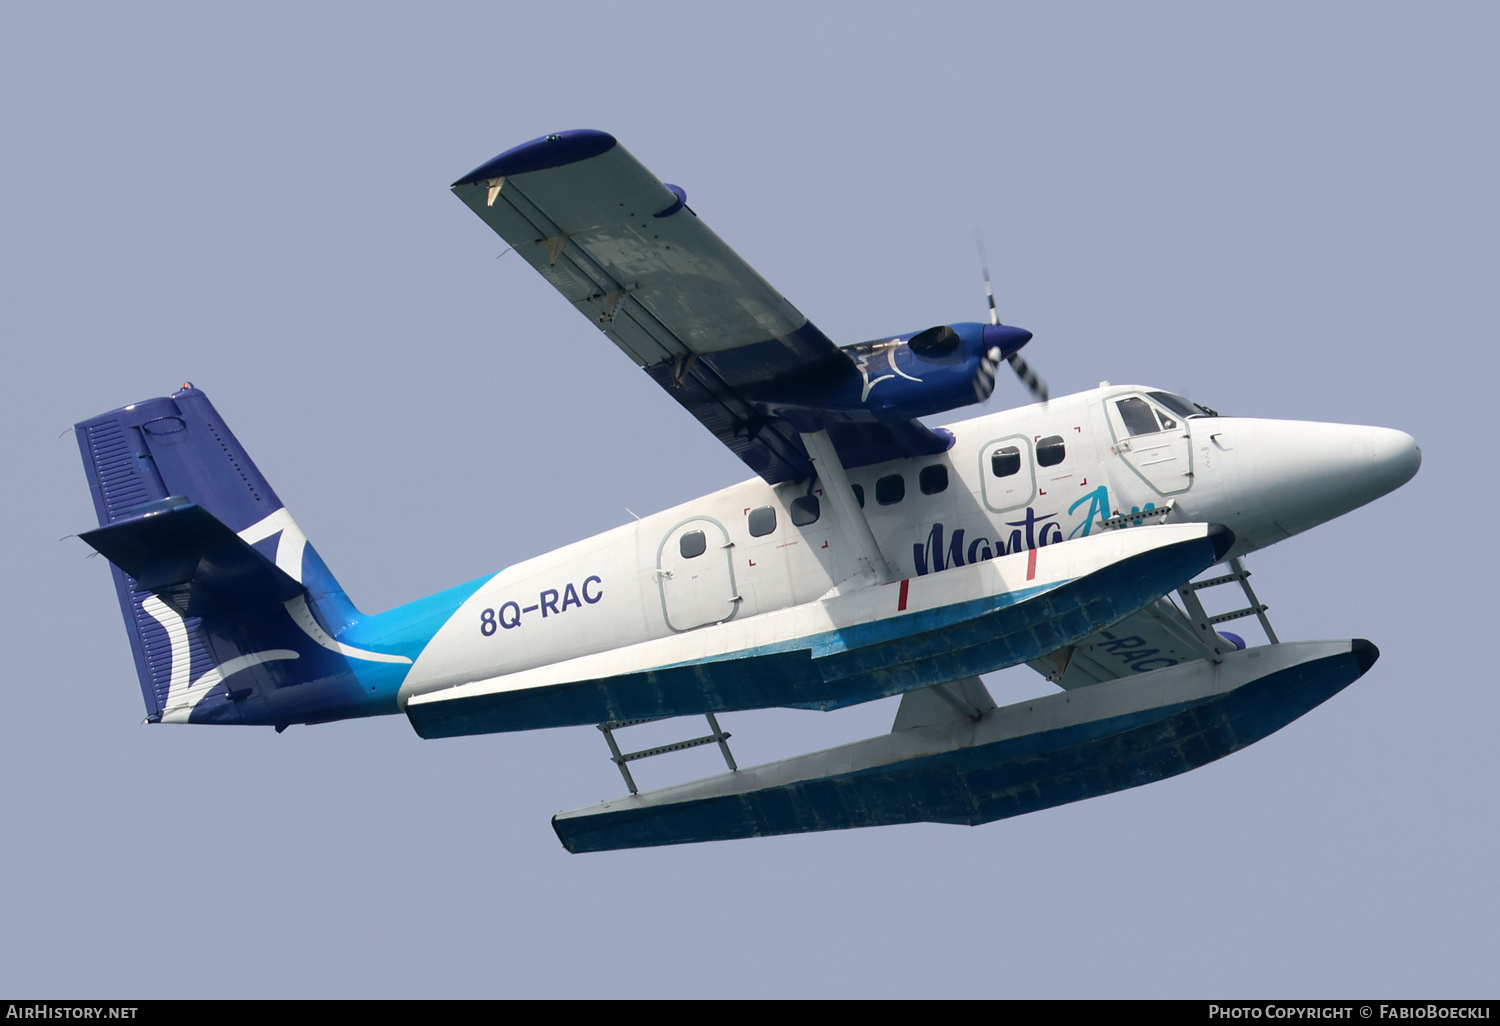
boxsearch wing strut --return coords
[799,429,896,586]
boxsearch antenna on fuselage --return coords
[977,230,1050,405]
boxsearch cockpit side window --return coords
[1116,397,1163,436]
[1149,391,1216,419]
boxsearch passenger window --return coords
[790,495,820,527]
[852,484,865,508]
[1116,397,1162,437]
[680,530,706,559]
[876,474,905,505]
[919,464,948,495]
[747,506,777,537]
[991,446,1021,478]
[1036,435,1066,467]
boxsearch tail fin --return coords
[75,384,403,726]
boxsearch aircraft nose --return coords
[1225,419,1422,543]
[1370,427,1421,492]
[1289,422,1423,523]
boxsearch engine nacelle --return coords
[756,321,1032,426]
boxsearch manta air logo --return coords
[912,485,1112,576]
[853,342,920,401]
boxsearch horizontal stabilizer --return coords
[552,639,1377,853]
[80,500,304,617]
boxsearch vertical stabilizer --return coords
[75,385,369,724]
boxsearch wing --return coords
[450,130,954,483]
[1027,597,1238,689]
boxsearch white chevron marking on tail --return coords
[284,595,413,665]
[143,595,304,723]
[238,508,309,583]
[141,595,192,720]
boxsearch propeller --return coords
[977,231,1049,404]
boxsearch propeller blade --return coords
[1007,351,1050,404]
[976,231,1000,327]
[977,229,1049,404]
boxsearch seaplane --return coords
[74,130,1421,852]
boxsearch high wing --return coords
[451,130,998,483]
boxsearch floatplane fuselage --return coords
[391,384,1418,716]
[75,129,1422,850]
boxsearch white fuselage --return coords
[396,385,1420,705]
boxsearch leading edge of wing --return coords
[451,131,952,483]
[452,129,620,186]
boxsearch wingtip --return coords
[452,130,618,187]
[1350,638,1380,675]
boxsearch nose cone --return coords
[1203,419,1422,550]
[1275,422,1423,532]
[981,323,1033,357]
[1370,427,1422,493]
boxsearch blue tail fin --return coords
[75,384,408,726]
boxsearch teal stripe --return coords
[337,572,498,663]
[656,578,1067,670]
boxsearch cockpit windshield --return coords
[1148,391,1219,419]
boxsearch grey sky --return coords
[2,2,1495,997]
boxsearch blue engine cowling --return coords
[756,322,1032,425]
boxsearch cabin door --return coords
[657,517,740,632]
